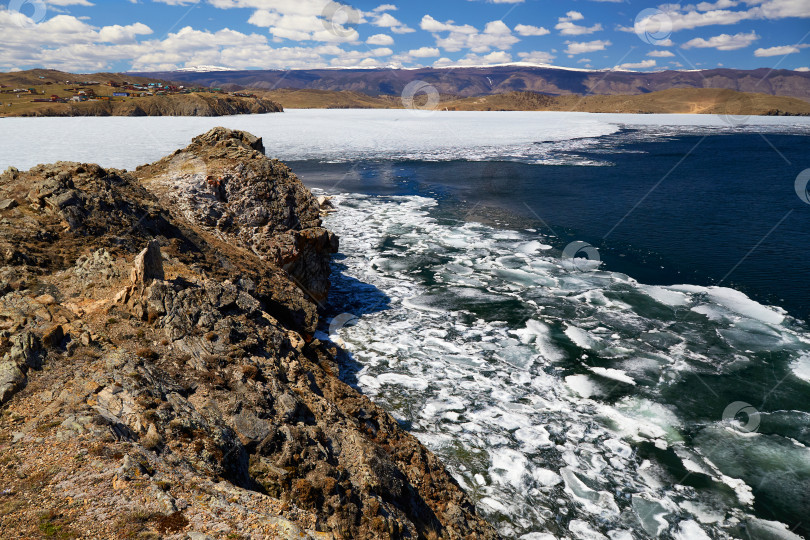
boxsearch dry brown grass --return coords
[260,87,810,116]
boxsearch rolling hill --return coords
[132,65,810,101]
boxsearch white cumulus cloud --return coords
[514,24,549,36]
[565,39,611,54]
[753,44,807,56]
[647,49,675,57]
[616,59,657,69]
[366,33,394,45]
[682,30,759,50]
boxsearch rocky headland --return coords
[4,93,282,117]
[0,128,497,538]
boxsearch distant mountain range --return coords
[131,65,810,101]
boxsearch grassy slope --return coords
[0,69,283,117]
[0,68,164,87]
[446,88,810,115]
[0,69,164,117]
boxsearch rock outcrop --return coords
[137,126,338,306]
[14,93,283,117]
[0,128,497,539]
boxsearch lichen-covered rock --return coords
[0,129,498,540]
[8,330,42,370]
[131,239,164,287]
[138,126,338,304]
[0,361,25,403]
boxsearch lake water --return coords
[2,110,809,539]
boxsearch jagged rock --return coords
[192,126,266,153]
[139,127,338,307]
[117,454,148,480]
[316,196,336,216]
[0,362,25,404]
[46,190,82,211]
[41,324,64,349]
[0,199,18,211]
[186,532,215,540]
[131,240,165,287]
[142,423,163,450]
[35,294,56,305]
[8,331,42,370]
[74,249,120,283]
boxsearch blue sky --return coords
[1,0,808,73]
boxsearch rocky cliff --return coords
[0,129,497,539]
[13,93,283,117]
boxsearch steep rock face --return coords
[0,130,498,539]
[17,93,283,117]
[137,127,337,305]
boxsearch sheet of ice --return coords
[565,375,599,398]
[674,520,712,540]
[631,494,672,537]
[639,285,690,307]
[673,285,786,325]
[0,110,616,170]
[2,109,809,171]
[588,367,636,386]
[790,353,810,383]
[564,325,601,350]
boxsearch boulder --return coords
[131,239,165,287]
[0,361,25,404]
[41,324,64,349]
[8,330,42,370]
[0,199,18,211]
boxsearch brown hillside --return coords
[443,88,810,115]
[256,87,810,116]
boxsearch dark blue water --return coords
[293,130,810,321]
[293,128,810,537]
